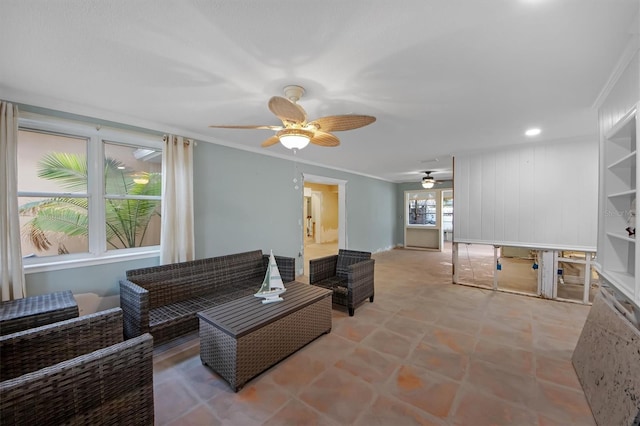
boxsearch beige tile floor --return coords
[153,247,595,425]
[303,241,338,276]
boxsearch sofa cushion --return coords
[149,298,203,328]
[148,283,259,329]
[312,277,347,293]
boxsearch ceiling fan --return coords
[421,171,437,189]
[209,85,376,150]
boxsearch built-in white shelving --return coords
[601,106,638,306]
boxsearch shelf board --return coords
[606,232,637,243]
[607,150,637,169]
[607,189,637,198]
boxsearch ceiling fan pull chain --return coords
[292,149,300,190]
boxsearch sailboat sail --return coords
[255,250,286,303]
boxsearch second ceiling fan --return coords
[209,85,376,150]
[421,171,437,188]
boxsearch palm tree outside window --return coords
[17,126,162,260]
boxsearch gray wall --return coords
[193,142,399,271]
[26,257,158,296]
[194,143,303,260]
[396,181,453,245]
[25,141,400,304]
[300,163,398,253]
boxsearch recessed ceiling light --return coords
[525,128,541,136]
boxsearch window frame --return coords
[406,189,439,227]
[17,112,163,273]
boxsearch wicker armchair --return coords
[0,290,78,336]
[0,308,154,425]
[309,249,375,316]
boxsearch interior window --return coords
[407,191,437,226]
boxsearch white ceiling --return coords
[1,0,638,182]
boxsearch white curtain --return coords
[160,134,195,264]
[0,101,26,300]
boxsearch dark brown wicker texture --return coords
[198,281,332,391]
[0,308,154,425]
[0,290,79,336]
[309,249,375,316]
[120,250,296,345]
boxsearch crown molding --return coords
[592,32,639,109]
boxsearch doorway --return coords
[302,174,346,276]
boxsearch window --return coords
[103,142,162,250]
[442,190,453,232]
[17,113,163,269]
[407,191,437,226]
[18,130,90,257]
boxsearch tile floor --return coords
[302,241,338,276]
[153,247,595,425]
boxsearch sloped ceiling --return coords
[1,0,638,182]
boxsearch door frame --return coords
[311,191,322,243]
[302,173,346,249]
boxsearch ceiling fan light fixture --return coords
[422,178,435,189]
[277,128,313,150]
[132,173,149,185]
[421,171,436,189]
[525,127,541,136]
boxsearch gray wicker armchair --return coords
[0,307,154,425]
[309,249,375,316]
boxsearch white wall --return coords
[454,138,598,251]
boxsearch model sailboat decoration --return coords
[254,250,287,303]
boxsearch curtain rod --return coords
[162,134,196,146]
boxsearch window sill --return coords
[23,249,160,274]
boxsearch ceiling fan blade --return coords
[209,124,282,130]
[261,135,280,148]
[268,96,307,123]
[309,115,376,132]
[310,131,340,147]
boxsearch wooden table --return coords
[197,281,332,391]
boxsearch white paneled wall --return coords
[454,139,598,251]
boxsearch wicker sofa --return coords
[0,307,154,425]
[309,249,375,316]
[120,249,296,344]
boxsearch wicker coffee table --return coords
[0,290,78,336]
[197,281,332,391]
